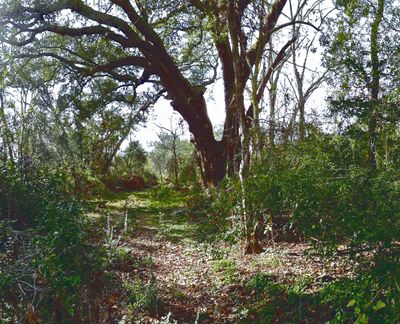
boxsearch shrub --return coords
[121,175,146,191]
[244,134,400,321]
[0,166,103,322]
[182,180,243,243]
[151,184,173,201]
[320,269,400,322]
[124,274,158,320]
[248,135,400,251]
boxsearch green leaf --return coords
[358,314,368,324]
[372,300,386,311]
[347,299,356,307]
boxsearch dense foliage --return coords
[0,166,105,321]
[1,0,400,322]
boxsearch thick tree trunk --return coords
[191,139,208,187]
[170,94,226,186]
[198,139,226,186]
[224,104,242,176]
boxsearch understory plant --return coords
[244,134,400,320]
[0,165,104,322]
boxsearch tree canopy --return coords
[3,1,400,322]
[0,0,321,184]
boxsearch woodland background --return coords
[1,0,400,322]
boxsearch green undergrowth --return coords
[123,273,158,321]
[320,270,400,323]
[239,268,400,323]
[212,258,239,286]
[0,168,107,322]
[87,186,400,323]
[92,186,223,245]
[238,273,332,323]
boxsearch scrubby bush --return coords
[248,135,400,252]
[244,134,400,320]
[184,133,400,320]
[151,184,174,201]
[320,269,400,322]
[181,179,244,243]
[0,166,104,322]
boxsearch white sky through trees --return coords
[134,78,226,150]
[131,0,335,150]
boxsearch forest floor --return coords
[87,188,356,323]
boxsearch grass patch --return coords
[123,273,158,320]
[102,188,221,245]
[241,272,332,322]
[212,258,239,286]
[251,254,281,269]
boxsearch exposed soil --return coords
[91,190,354,323]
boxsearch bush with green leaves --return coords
[247,135,400,249]
[182,179,243,243]
[242,272,327,322]
[0,166,103,322]
[124,273,158,320]
[151,184,174,201]
[321,269,400,322]
[245,134,400,321]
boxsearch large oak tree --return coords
[0,0,314,185]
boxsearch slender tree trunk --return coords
[172,139,179,189]
[298,98,306,141]
[369,0,384,169]
[0,89,15,166]
[269,80,278,146]
[292,36,306,141]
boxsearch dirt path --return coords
[117,191,247,323]
[128,231,233,322]
[96,190,349,323]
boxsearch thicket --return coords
[0,165,104,322]
[0,0,399,320]
[187,132,400,321]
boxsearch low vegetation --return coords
[1,0,400,322]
